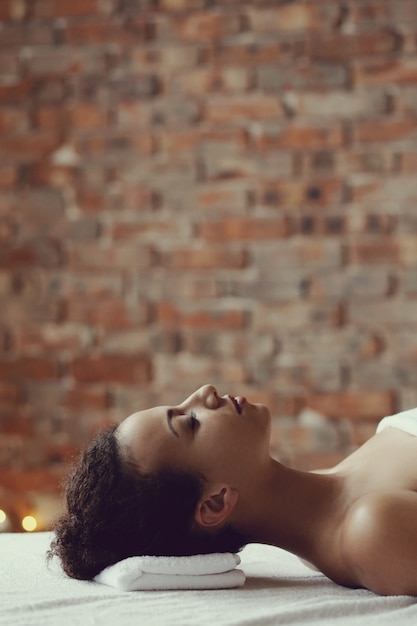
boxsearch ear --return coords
[194,486,239,529]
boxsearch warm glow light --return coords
[22,515,37,532]
[0,510,6,524]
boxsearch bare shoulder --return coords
[341,490,417,595]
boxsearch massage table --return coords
[1,531,416,626]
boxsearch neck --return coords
[233,459,343,562]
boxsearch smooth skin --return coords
[117,384,417,596]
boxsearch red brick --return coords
[347,3,391,25]
[0,164,17,188]
[355,119,417,142]
[175,12,241,42]
[65,297,150,329]
[160,0,204,10]
[179,66,251,95]
[156,43,201,71]
[0,357,58,380]
[248,5,319,32]
[34,106,65,131]
[112,219,179,240]
[0,412,33,436]
[205,95,284,123]
[255,124,345,151]
[310,32,399,61]
[63,17,151,45]
[33,0,101,18]
[0,1,24,21]
[28,162,78,187]
[306,391,396,420]
[354,59,417,86]
[76,188,106,212]
[111,187,157,211]
[0,382,22,404]
[162,247,248,270]
[195,185,249,211]
[346,238,399,264]
[67,103,109,130]
[111,74,160,100]
[202,129,249,150]
[197,216,289,241]
[159,128,202,155]
[0,107,28,133]
[345,177,382,202]
[0,23,54,46]
[0,133,60,161]
[0,79,34,105]
[63,386,111,411]
[0,217,16,246]
[71,354,152,384]
[0,241,63,269]
[157,302,247,330]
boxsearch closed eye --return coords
[188,411,199,432]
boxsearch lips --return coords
[228,395,246,414]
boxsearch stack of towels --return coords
[94,552,246,591]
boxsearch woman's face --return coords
[116,384,272,489]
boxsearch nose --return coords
[181,384,220,410]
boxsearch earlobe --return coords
[195,487,239,528]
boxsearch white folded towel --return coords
[94,553,246,591]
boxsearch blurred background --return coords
[1,0,417,532]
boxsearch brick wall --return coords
[1,0,417,530]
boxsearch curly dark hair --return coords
[48,426,248,580]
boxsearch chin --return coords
[253,402,271,426]
[255,401,270,415]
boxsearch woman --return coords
[50,384,417,595]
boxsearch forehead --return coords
[118,406,165,437]
[117,406,171,470]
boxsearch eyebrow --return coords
[166,409,179,438]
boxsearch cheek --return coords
[141,435,182,473]
[192,409,270,473]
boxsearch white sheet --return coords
[1,532,416,626]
